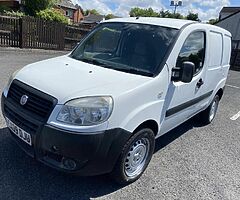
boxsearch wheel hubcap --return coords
[124,138,150,178]
[209,100,218,121]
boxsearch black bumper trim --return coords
[1,95,132,176]
[37,125,132,176]
[2,93,132,176]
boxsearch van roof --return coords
[103,17,196,29]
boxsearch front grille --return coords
[7,80,57,122]
[4,104,38,134]
[3,80,57,156]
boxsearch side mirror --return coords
[172,61,195,83]
[181,61,195,83]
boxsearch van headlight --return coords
[57,96,113,126]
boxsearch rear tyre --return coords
[111,128,155,185]
[199,95,220,124]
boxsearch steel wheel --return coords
[209,98,218,122]
[199,94,220,124]
[111,128,155,185]
[124,138,150,178]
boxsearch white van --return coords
[1,18,232,184]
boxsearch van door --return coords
[160,30,210,135]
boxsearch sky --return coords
[73,0,240,21]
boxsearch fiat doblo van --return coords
[1,18,232,184]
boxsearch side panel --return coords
[159,25,209,136]
[107,64,170,134]
[199,30,224,109]
[222,34,232,77]
[158,24,231,136]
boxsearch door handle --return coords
[196,79,204,88]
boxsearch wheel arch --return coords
[133,120,159,136]
[216,88,224,100]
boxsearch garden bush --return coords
[36,8,69,24]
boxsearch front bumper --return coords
[1,93,131,176]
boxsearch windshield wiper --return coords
[95,61,155,77]
[79,58,113,68]
[113,67,154,77]
[73,56,154,77]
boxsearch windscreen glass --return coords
[71,22,179,76]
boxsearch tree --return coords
[24,0,56,16]
[36,8,68,24]
[84,9,100,16]
[159,9,171,18]
[0,5,11,13]
[105,14,116,20]
[159,10,184,19]
[173,12,184,19]
[186,12,199,21]
[208,18,219,25]
[129,7,160,17]
[129,7,201,21]
[130,7,185,19]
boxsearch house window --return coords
[66,10,73,18]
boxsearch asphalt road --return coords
[0,48,240,200]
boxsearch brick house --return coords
[81,13,105,24]
[54,0,84,24]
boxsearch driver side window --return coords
[176,31,206,75]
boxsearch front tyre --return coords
[111,128,155,185]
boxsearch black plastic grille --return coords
[7,80,57,122]
[4,104,38,134]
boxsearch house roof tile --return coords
[57,0,77,10]
[81,14,105,24]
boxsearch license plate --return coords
[6,117,32,146]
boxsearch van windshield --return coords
[70,22,179,77]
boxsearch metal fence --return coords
[0,15,20,47]
[65,25,91,50]
[0,14,92,50]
